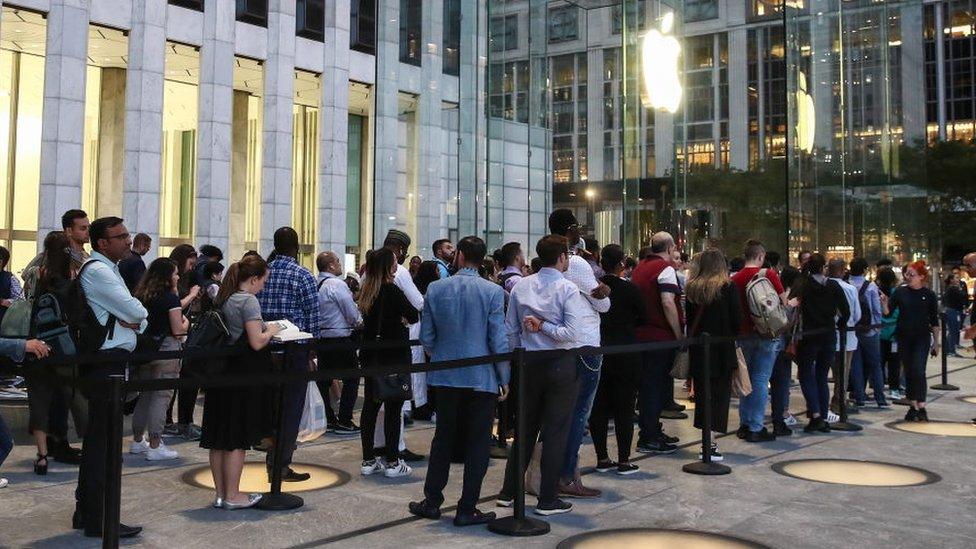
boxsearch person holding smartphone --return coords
[882,260,940,422]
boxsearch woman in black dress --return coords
[200,256,282,510]
[358,248,419,479]
[685,249,742,461]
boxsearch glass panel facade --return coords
[160,42,199,248]
[293,70,320,268]
[0,7,45,274]
[351,0,376,54]
[229,56,263,260]
[443,0,460,75]
[400,0,422,66]
[348,81,372,259]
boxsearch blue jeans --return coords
[850,333,887,405]
[561,354,602,480]
[770,346,792,424]
[638,347,676,443]
[738,338,781,432]
[0,411,12,470]
[945,309,963,354]
[797,333,836,418]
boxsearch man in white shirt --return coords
[316,251,363,435]
[547,209,610,499]
[76,216,148,540]
[497,235,590,517]
[827,258,861,416]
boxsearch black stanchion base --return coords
[893,398,911,406]
[257,492,304,511]
[488,515,550,537]
[931,384,959,391]
[829,421,863,432]
[490,445,509,459]
[682,461,731,475]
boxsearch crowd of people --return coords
[0,207,974,537]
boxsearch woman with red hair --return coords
[882,260,940,421]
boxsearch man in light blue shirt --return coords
[315,251,363,434]
[409,236,508,527]
[76,216,147,540]
[497,235,589,517]
[848,257,889,408]
[431,238,455,280]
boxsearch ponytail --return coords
[216,255,267,306]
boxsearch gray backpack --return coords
[745,269,789,337]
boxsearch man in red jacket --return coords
[631,232,683,453]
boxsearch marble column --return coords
[372,0,400,248]
[260,0,297,255]
[318,0,351,255]
[123,0,167,256]
[418,0,445,251]
[728,28,749,171]
[456,0,480,237]
[37,0,90,243]
[96,68,126,217]
[195,0,236,253]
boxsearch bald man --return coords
[316,251,364,434]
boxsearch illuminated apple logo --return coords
[641,12,682,114]
[795,71,815,154]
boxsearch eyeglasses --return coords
[105,232,130,241]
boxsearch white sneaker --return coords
[129,439,150,455]
[145,443,179,461]
[383,459,412,478]
[826,411,840,423]
[783,414,798,426]
[361,458,386,476]
[0,477,8,488]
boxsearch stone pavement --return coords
[2,355,975,548]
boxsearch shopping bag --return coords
[297,382,327,443]
[732,346,753,397]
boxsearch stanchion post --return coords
[488,347,549,536]
[102,374,125,549]
[832,328,862,431]
[257,344,304,511]
[932,312,958,391]
[683,334,730,475]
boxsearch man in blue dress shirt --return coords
[409,236,509,526]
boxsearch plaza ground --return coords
[2,354,975,548]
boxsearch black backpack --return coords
[856,280,872,327]
[183,308,231,374]
[73,262,119,354]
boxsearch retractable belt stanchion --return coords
[931,313,958,391]
[831,328,862,432]
[488,347,549,537]
[683,334,730,475]
[102,374,125,549]
[257,344,304,511]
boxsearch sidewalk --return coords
[2,354,975,548]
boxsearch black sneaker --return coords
[744,428,776,443]
[454,509,496,527]
[595,460,618,473]
[616,462,639,475]
[332,422,361,435]
[399,449,426,462]
[817,419,831,433]
[736,425,749,439]
[635,440,677,454]
[917,408,929,422]
[408,500,441,520]
[656,432,679,444]
[772,422,793,437]
[664,401,686,412]
[273,467,311,483]
[904,408,919,422]
[804,418,826,433]
[534,498,572,516]
[660,409,688,420]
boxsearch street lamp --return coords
[585,188,596,230]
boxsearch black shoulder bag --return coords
[369,288,413,402]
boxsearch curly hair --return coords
[134,258,179,306]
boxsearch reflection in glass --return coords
[399,0,422,66]
[160,42,199,246]
[443,0,460,75]
[0,7,45,274]
[398,92,419,255]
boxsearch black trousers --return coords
[164,367,199,426]
[423,387,495,513]
[589,357,639,463]
[501,354,578,505]
[359,380,405,463]
[316,337,360,425]
[266,350,309,470]
[881,339,900,390]
[75,358,125,531]
[637,347,675,443]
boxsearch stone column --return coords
[456,0,479,237]
[899,3,925,145]
[260,0,297,255]
[123,0,167,256]
[96,68,126,217]
[372,0,401,248]
[194,0,235,253]
[37,0,90,242]
[318,0,351,255]
[418,0,445,251]
[728,28,748,170]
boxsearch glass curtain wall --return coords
[348,81,372,262]
[229,56,263,260]
[292,70,320,268]
[159,42,200,253]
[0,7,45,274]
